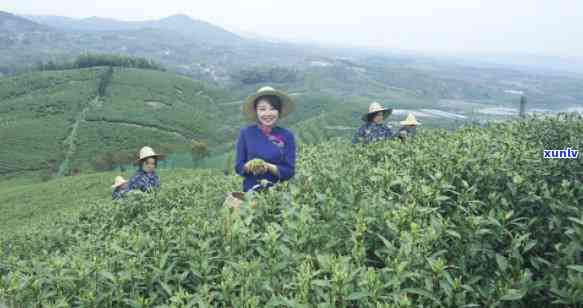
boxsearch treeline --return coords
[97,67,114,97]
[36,54,166,72]
[93,140,210,172]
[0,65,22,76]
[233,66,298,85]
[93,144,183,172]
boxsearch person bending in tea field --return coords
[125,146,163,193]
[352,102,397,145]
[398,113,421,142]
[235,86,296,192]
[111,176,128,200]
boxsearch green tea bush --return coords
[1,116,582,307]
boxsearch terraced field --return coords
[0,67,240,180]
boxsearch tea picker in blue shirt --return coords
[352,102,397,144]
[235,86,297,193]
[111,176,127,200]
[125,146,162,194]
[398,113,421,142]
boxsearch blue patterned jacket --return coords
[352,123,396,144]
[125,170,160,193]
[399,126,417,138]
[112,188,125,200]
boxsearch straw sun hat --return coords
[362,102,393,122]
[111,176,127,189]
[400,113,421,126]
[223,191,245,209]
[134,146,164,164]
[241,86,295,122]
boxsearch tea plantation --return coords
[1,116,582,307]
[0,67,239,179]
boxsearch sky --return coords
[3,0,583,57]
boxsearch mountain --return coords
[1,11,315,81]
[24,15,130,32]
[0,11,67,75]
[0,10,56,49]
[24,13,244,45]
[0,11,48,33]
[154,14,244,44]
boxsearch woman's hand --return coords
[264,163,279,176]
[243,161,252,173]
[244,160,269,175]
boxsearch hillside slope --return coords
[1,116,582,306]
[0,11,48,33]
[1,11,315,80]
[0,168,225,238]
[0,67,238,179]
[24,14,244,45]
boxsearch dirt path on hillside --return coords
[56,97,99,177]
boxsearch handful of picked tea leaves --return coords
[248,158,266,175]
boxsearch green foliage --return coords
[0,169,203,238]
[223,152,235,175]
[36,53,166,72]
[0,68,102,176]
[1,116,582,306]
[97,66,114,97]
[234,66,298,85]
[0,67,239,180]
[94,149,135,172]
[247,158,266,175]
[191,140,210,167]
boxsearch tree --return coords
[98,67,114,97]
[520,95,527,118]
[234,66,298,85]
[111,150,134,172]
[94,153,114,172]
[223,152,234,175]
[191,140,210,167]
[36,54,165,72]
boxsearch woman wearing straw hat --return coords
[111,176,127,200]
[235,86,296,192]
[352,102,396,144]
[399,113,421,141]
[125,146,163,193]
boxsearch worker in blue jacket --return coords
[235,86,296,192]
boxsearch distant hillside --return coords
[0,67,240,180]
[1,10,315,81]
[0,66,382,182]
[0,11,48,33]
[24,13,244,45]
[6,11,583,105]
[0,10,60,54]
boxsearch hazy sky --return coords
[4,0,583,56]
